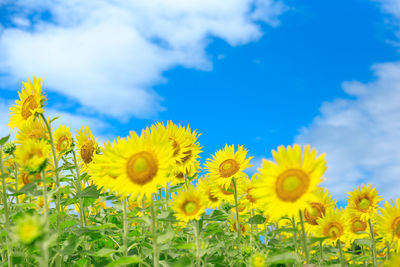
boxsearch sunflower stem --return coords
[368,218,378,267]
[232,177,241,252]
[291,217,299,255]
[72,149,86,228]
[263,222,268,248]
[40,113,62,267]
[250,209,254,245]
[41,171,49,267]
[299,210,310,263]
[319,241,323,265]
[386,241,390,260]
[150,197,159,267]
[194,219,201,267]
[122,198,129,258]
[338,241,345,267]
[13,161,19,204]
[0,146,12,267]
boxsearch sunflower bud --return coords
[3,142,16,155]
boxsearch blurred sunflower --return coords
[15,119,48,144]
[316,208,349,246]
[250,252,267,267]
[12,214,43,245]
[53,125,72,155]
[253,145,326,221]
[377,199,400,253]
[205,144,252,189]
[228,214,250,236]
[347,184,382,222]
[15,138,50,171]
[172,185,206,222]
[345,209,370,244]
[197,176,222,209]
[76,127,98,171]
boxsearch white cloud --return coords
[0,0,286,119]
[295,62,400,201]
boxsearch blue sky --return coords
[1,0,400,202]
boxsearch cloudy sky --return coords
[1,0,400,202]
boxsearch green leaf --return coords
[73,258,89,267]
[19,182,37,194]
[77,185,100,198]
[61,220,76,230]
[0,135,10,146]
[106,256,142,267]
[95,248,117,257]
[61,235,81,255]
[157,227,175,244]
[267,252,299,264]
[354,238,372,246]
[248,215,266,224]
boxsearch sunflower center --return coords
[27,148,44,160]
[80,141,95,164]
[21,95,38,120]
[276,169,310,202]
[357,197,371,211]
[169,138,180,157]
[219,184,234,195]
[304,202,325,225]
[219,159,240,178]
[325,222,344,239]
[126,151,158,185]
[183,201,198,215]
[391,216,400,237]
[208,191,219,202]
[56,136,70,152]
[28,128,46,140]
[351,219,366,233]
[181,150,192,163]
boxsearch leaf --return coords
[267,252,299,264]
[0,135,10,146]
[354,238,372,246]
[76,185,100,198]
[61,220,76,230]
[61,235,81,255]
[95,248,117,257]
[73,258,88,267]
[106,256,142,267]
[248,215,266,224]
[157,228,175,244]
[19,183,37,194]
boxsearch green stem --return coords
[232,178,241,252]
[263,222,268,248]
[0,146,12,267]
[41,171,49,267]
[150,197,159,267]
[165,185,169,210]
[13,161,19,204]
[40,114,62,267]
[122,198,128,257]
[299,210,310,263]
[338,241,345,267]
[72,150,86,227]
[386,241,390,261]
[319,241,323,266]
[194,220,201,267]
[368,218,377,267]
[250,209,254,245]
[291,217,298,255]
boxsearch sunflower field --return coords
[0,77,399,267]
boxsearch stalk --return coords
[13,161,19,204]
[232,178,241,252]
[194,220,201,267]
[0,147,12,267]
[250,209,254,245]
[72,150,86,227]
[368,218,377,267]
[150,197,159,267]
[319,241,323,265]
[40,114,62,267]
[338,241,345,267]
[291,217,298,255]
[122,198,128,257]
[41,171,49,267]
[263,222,268,248]
[386,241,390,261]
[299,210,310,263]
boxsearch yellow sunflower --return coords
[250,252,267,267]
[15,138,50,171]
[12,214,43,245]
[253,145,326,221]
[53,125,72,155]
[15,118,48,144]
[228,214,250,236]
[9,77,46,129]
[75,127,98,171]
[347,184,382,222]
[171,185,206,222]
[213,178,246,204]
[175,125,202,176]
[240,176,263,213]
[344,209,370,245]
[315,208,349,246]
[377,199,400,253]
[90,129,174,200]
[303,188,336,236]
[197,176,222,209]
[205,144,253,190]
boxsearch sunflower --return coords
[253,145,326,221]
[385,253,400,266]
[303,188,336,236]
[15,138,50,171]
[90,129,174,200]
[377,199,400,253]
[197,176,222,209]
[175,125,202,176]
[344,209,370,244]
[171,185,206,222]
[228,214,250,236]
[12,214,43,245]
[205,144,252,190]
[53,125,72,155]
[9,77,46,129]
[18,168,42,186]
[15,118,48,144]
[76,127,98,171]
[347,184,382,222]
[316,208,349,246]
[213,178,246,204]
[250,252,267,267]
[240,176,263,213]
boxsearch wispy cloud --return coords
[295,62,400,201]
[0,0,286,120]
